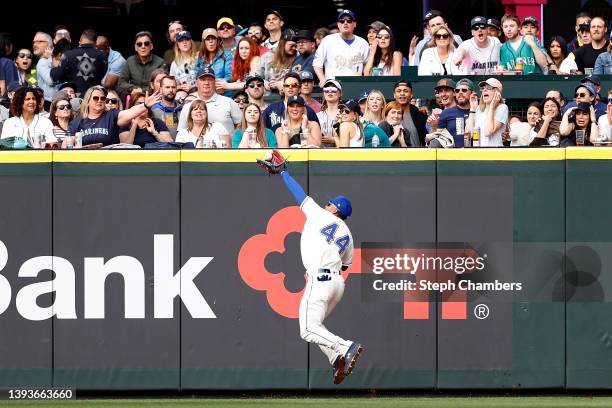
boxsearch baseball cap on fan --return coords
[324,79,342,91]
[328,195,352,219]
[478,77,503,93]
[423,10,442,24]
[522,16,539,28]
[470,16,487,29]
[337,9,356,21]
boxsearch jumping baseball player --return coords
[257,150,364,385]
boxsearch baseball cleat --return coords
[332,355,346,384]
[343,342,364,376]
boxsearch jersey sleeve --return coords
[300,196,323,219]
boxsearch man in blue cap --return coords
[261,152,363,385]
[563,78,606,119]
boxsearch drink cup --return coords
[300,132,308,146]
[455,118,465,136]
[575,129,586,145]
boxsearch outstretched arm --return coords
[281,170,307,206]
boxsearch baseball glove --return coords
[257,149,287,174]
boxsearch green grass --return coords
[4,397,612,408]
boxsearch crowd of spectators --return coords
[0,7,610,149]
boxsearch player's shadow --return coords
[264,232,306,292]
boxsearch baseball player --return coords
[257,150,364,385]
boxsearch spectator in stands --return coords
[378,101,411,147]
[1,86,55,142]
[393,80,426,146]
[363,89,386,125]
[32,32,54,106]
[119,89,172,146]
[331,99,363,147]
[275,95,321,147]
[151,75,180,139]
[53,26,71,46]
[317,78,342,146]
[169,31,197,91]
[574,16,608,72]
[500,14,547,73]
[510,102,541,146]
[413,10,463,66]
[177,65,241,135]
[560,101,598,145]
[118,31,165,96]
[176,99,231,148]
[259,29,297,93]
[195,28,232,86]
[233,91,249,111]
[246,23,267,49]
[365,21,386,46]
[262,10,284,52]
[0,34,18,96]
[217,17,238,54]
[427,78,456,132]
[50,29,107,97]
[215,37,260,93]
[530,97,562,146]
[15,49,37,87]
[105,89,123,111]
[562,22,592,74]
[564,81,605,119]
[244,74,267,109]
[292,30,316,77]
[435,78,475,147]
[580,75,606,112]
[454,16,501,75]
[313,9,369,85]
[298,71,320,113]
[466,78,508,147]
[487,18,503,41]
[594,37,612,74]
[233,102,277,148]
[567,12,592,54]
[520,16,540,37]
[262,72,319,132]
[598,90,612,140]
[419,26,461,76]
[49,94,74,139]
[546,89,566,109]
[67,85,161,146]
[313,28,329,48]
[148,68,167,95]
[364,26,402,76]
[96,35,126,90]
[164,21,185,65]
[547,36,567,74]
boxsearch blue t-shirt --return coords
[119,118,169,147]
[68,109,120,146]
[0,57,18,83]
[438,106,470,147]
[231,128,278,148]
[263,101,320,132]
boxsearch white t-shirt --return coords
[456,36,501,75]
[312,33,370,79]
[300,196,353,272]
[349,122,363,147]
[598,114,612,141]
[474,104,509,147]
[177,94,241,135]
[175,122,229,147]
[1,114,56,142]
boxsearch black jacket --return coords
[51,44,108,96]
[406,104,427,146]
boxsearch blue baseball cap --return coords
[328,195,352,219]
[195,64,215,79]
[337,9,356,21]
[175,31,192,42]
[575,82,597,96]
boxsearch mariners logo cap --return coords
[522,16,539,28]
[470,16,487,29]
[328,195,352,219]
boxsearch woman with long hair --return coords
[1,86,54,144]
[119,90,172,147]
[259,30,297,93]
[597,90,612,141]
[465,78,509,147]
[49,96,74,139]
[105,90,123,111]
[510,101,542,146]
[67,85,162,147]
[14,48,37,86]
[530,97,562,146]
[216,37,261,93]
[233,103,277,148]
[169,31,197,91]
[364,26,403,76]
[333,100,364,148]
[560,101,599,146]
[175,99,231,148]
[195,28,232,83]
[0,33,17,95]
[317,79,342,146]
[547,36,566,74]
[276,96,321,147]
[363,89,386,125]
[418,25,461,76]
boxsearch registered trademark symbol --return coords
[474,304,490,319]
[483,254,488,258]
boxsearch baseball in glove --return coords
[257,149,287,174]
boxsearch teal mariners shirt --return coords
[500,36,545,74]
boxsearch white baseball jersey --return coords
[300,197,353,272]
[456,36,501,75]
[312,33,370,79]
